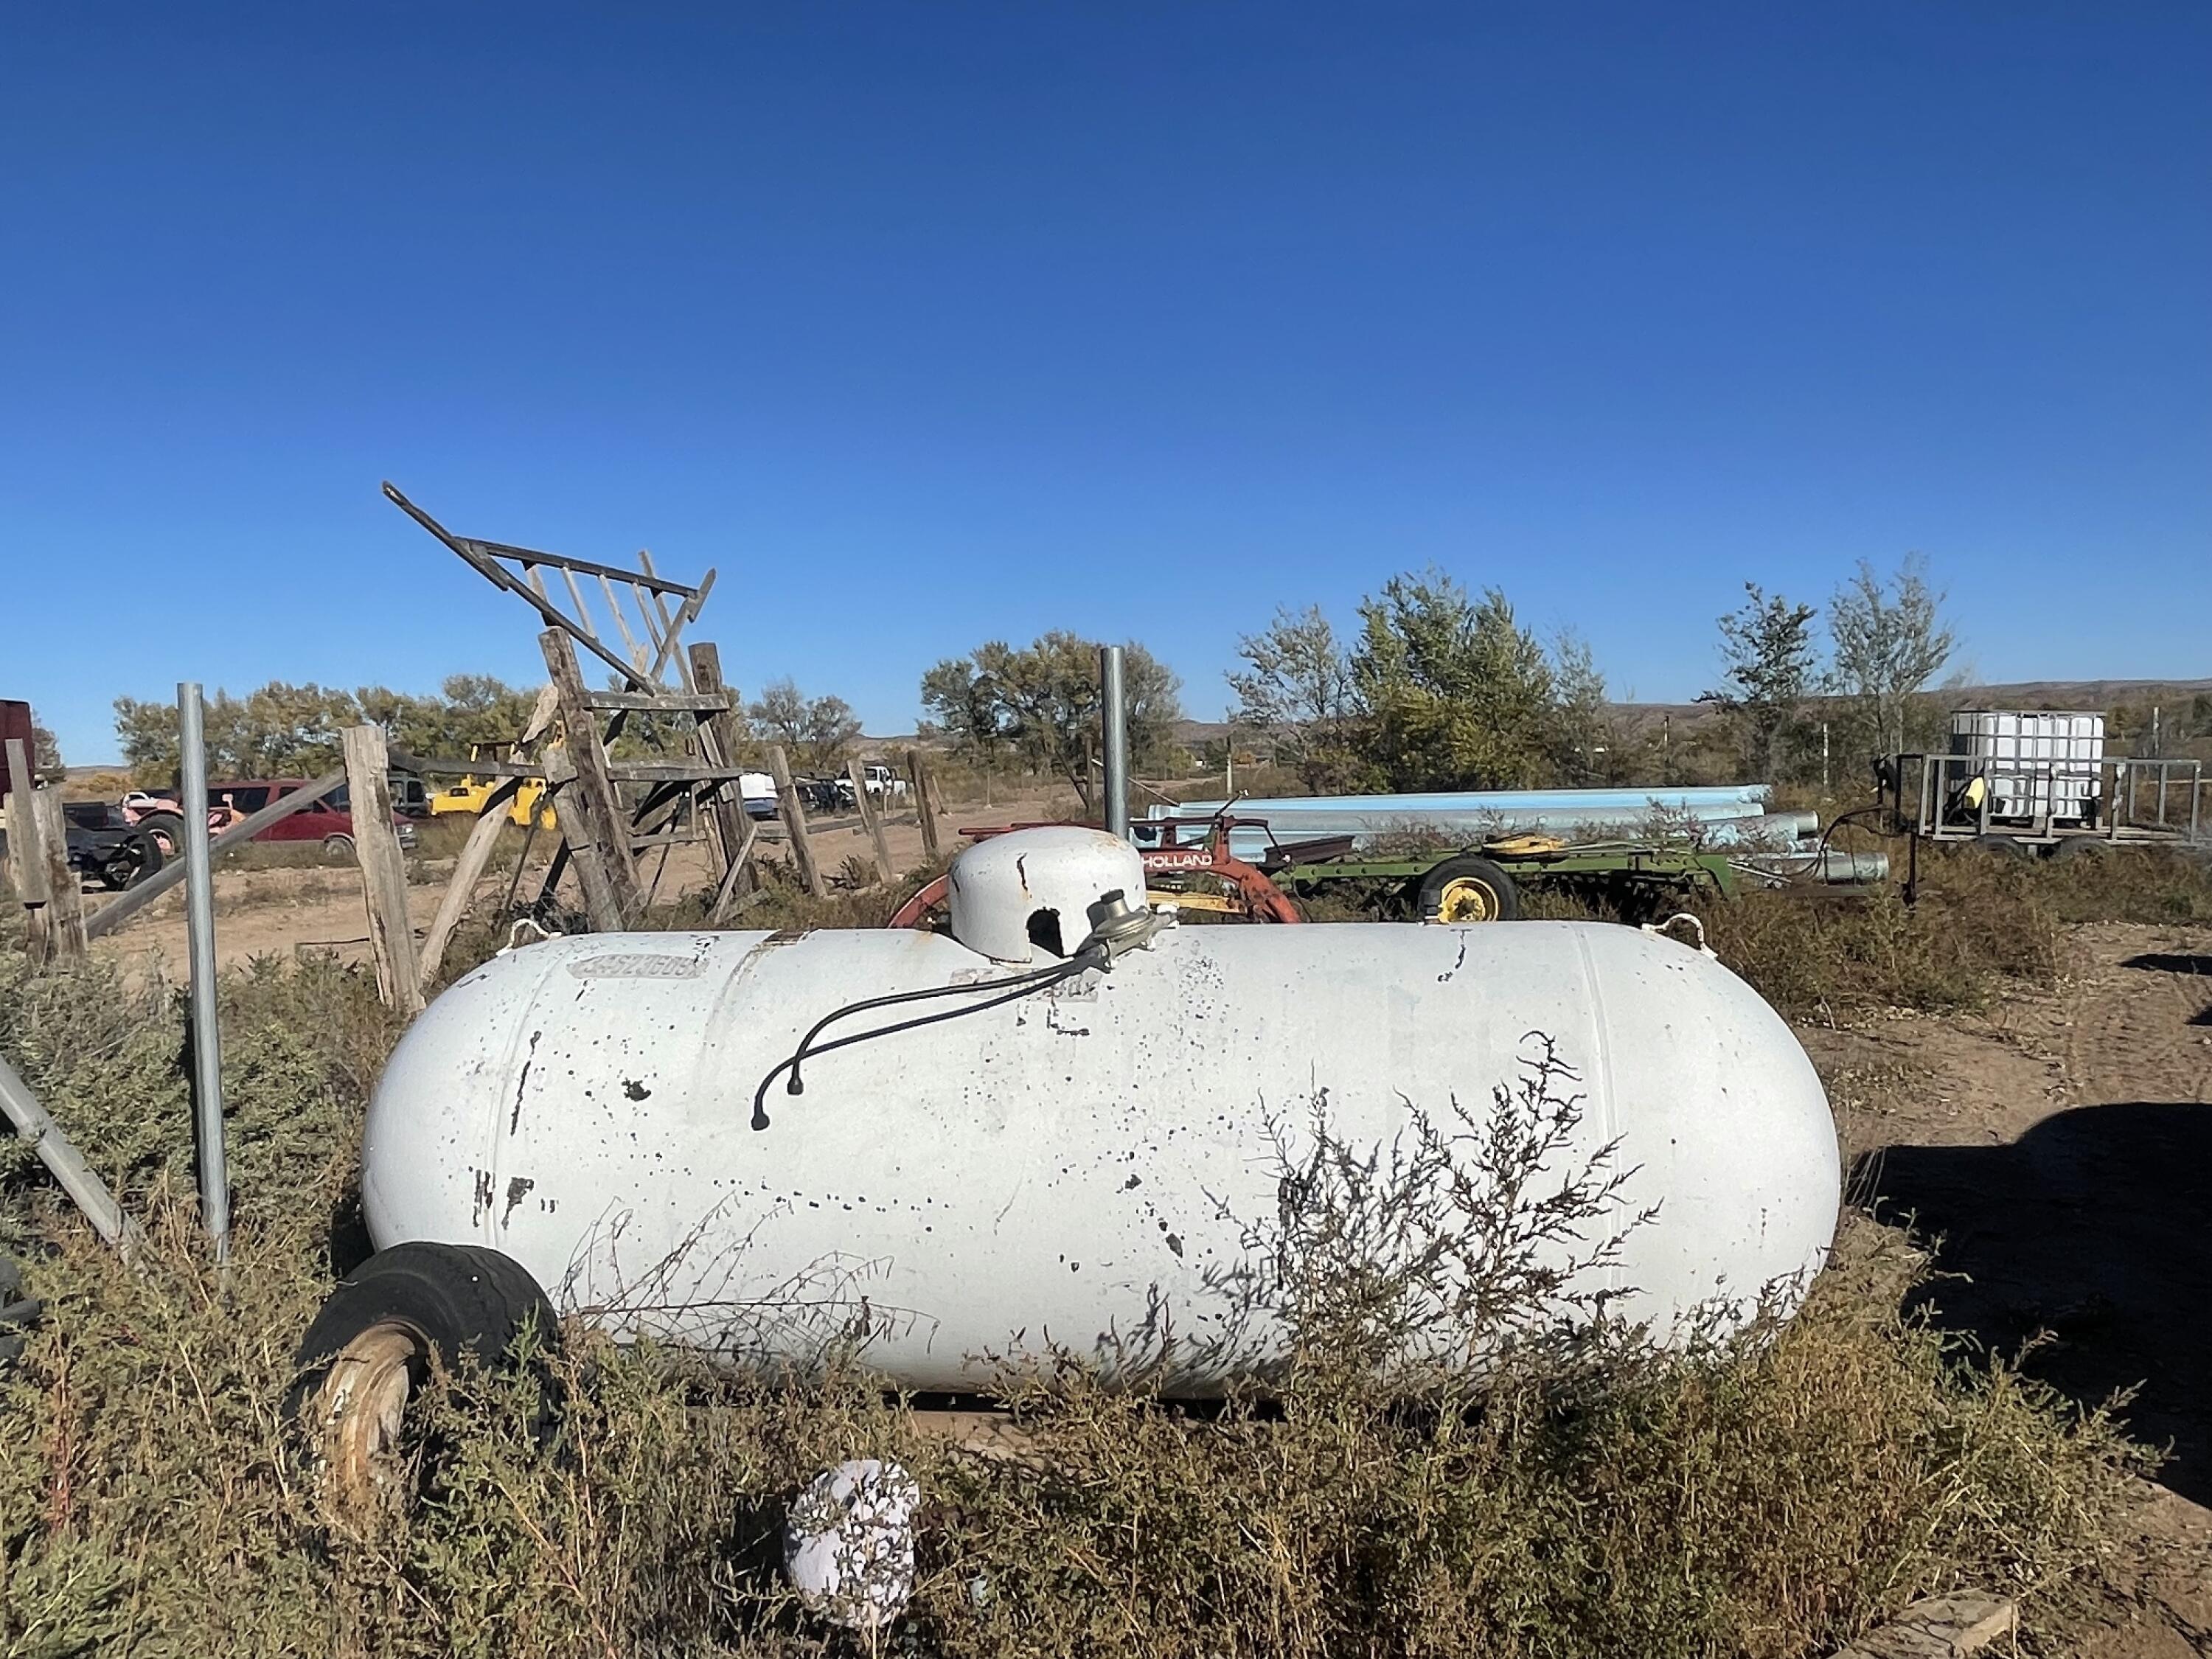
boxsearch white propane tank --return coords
[361,830,1840,1391]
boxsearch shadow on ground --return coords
[1857,1101,2212,1504]
[2122,952,2212,977]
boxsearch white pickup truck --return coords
[835,762,910,808]
[739,772,779,820]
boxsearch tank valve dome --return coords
[947,826,1148,963]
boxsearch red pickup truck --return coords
[126,778,417,858]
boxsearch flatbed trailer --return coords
[1877,751,2205,902]
[1264,841,1737,921]
[1142,818,1742,923]
[902,816,1855,931]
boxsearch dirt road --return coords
[1810,922,2212,1506]
[1809,922,2212,1657]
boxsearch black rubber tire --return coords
[135,811,185,859]
[99,832,162,890]
[321,832,355,858]
[1417,855,1522,923]
[124,831,164,888]
[287,1241,557,1428]
[1973,835,2033,860]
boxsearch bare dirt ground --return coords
[79,793,1060,976]
[1808,922,2212,1655]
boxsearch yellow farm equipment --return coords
[428,747,557,830]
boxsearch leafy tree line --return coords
[109,674,878,787]
[1226,557,1960,793]
[111,678,554,787]
[94,554,1969,800]
[1700,554,1958,784]
[1225,573,1611,793]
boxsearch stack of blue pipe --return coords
[1135,785,1812,863]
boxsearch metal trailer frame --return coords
[1121,815,1747,919]
[1881,752,2205,849]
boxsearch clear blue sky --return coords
[4,3,2207,764]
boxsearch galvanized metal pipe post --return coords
[1099,644,1130,840]
[178,682,229,1259]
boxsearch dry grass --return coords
[2,844,2190,1655]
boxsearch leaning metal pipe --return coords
[0,1051,140,1257]
[1100,644,1130,840]
[178,682,229,1260]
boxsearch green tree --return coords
[921,634,1183,809]
[1545,630,1611,785]
[1228,605,1358,785]
[920,656,1013,771]
[30,721,61,772]
[1349,573,1557,791]
[748,678,863,772]
[116,675,552,787]
[1699,583,1819,782]
[1827,556,1956,762]
[357,675,543,759]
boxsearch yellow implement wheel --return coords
[1417,855,1521,923]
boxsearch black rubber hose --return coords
[750,946,1105,1130]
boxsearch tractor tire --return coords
[286,1242,558,1511]
[134,811,186,860]
[100,832,164,891]
[1417,855,1521,924]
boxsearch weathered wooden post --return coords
[540,629,644,922]
[544,748,625,931]
[687,641,755,897]
[341,725,423,1014]
[767,744,825,898]
[29,788,86,963]
[4,739,52,960]
[905,746,942,863]
[847,759,897,887]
